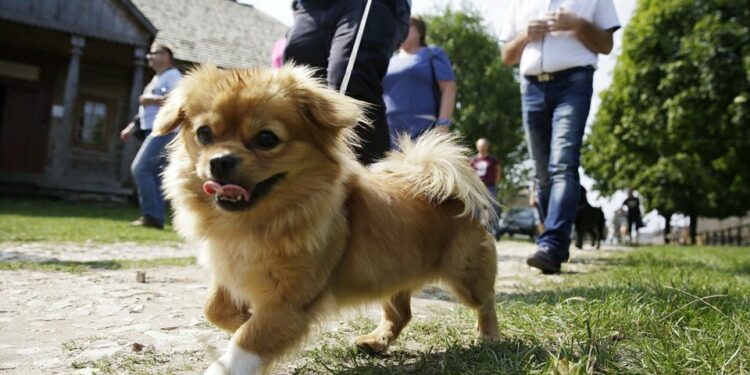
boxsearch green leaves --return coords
[583,0,750,219]
[424,7,526,199]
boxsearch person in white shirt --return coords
[120,43,182,229]
[500,0,619,274]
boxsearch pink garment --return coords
[271,37,287,69]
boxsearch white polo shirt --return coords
[500,0,620,76]
[138,67,182,130]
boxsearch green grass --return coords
[0,197,180,243]
[0,256,196,273]
[291,246,750,374]
[71,352,195,375]
[63,336,197,374]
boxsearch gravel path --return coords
[0,240,617,374]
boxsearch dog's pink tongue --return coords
[202,181,251,201]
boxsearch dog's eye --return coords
[254,130,280,150]
[196,126,213,145]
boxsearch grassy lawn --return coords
[0,197,180,243]
[292,246,750,374]
[2,197,748,373]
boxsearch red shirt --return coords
[470,155,500,187]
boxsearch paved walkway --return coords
[0,240,619,374]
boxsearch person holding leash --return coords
[500,0,620,273]
[284,0,411,165]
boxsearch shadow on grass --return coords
[302,339,553,375]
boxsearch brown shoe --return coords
[130,215,164,230]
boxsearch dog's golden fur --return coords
[153,65,499,373]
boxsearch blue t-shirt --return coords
[382,46,455,140]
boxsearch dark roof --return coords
[131,0,288,68]
[0,0,156,46]
[119,0,157,35]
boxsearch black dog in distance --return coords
[575,187,606,249]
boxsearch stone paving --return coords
[0,240,614,374]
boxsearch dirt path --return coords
[0,240,618,374]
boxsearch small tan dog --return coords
[153,65,499,374]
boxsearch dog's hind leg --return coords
[444,234,499,344]
[352,290,412,355]
[204,285,251,333]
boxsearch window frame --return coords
[72,94,117,151]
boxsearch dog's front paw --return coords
[204,361,228,375]
[205,342,264,375]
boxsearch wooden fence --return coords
[698,224,750,246]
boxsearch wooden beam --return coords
[48,35,85,179]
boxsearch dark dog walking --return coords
[575,187,606,249]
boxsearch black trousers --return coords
[285,0,410,165]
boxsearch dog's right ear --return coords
[303,86,369,130]
[282,65,369,130]
[152,89,186,136]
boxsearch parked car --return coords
[497,207,539,239]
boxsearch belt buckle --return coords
[537,73,553,82]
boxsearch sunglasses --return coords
[146,50,167,58]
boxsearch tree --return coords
[424,7,527,201]
[583,0,750,243]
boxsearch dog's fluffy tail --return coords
[371,130,498,221]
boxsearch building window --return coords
[75,97,112,148]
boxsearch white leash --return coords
[339,0,373,95]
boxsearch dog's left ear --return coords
[152,89,186,136]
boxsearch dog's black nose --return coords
[209,155,239,180]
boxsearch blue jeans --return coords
[130,131,176,224]
[521,68,594,260]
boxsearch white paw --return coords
[204,341,263,375]
[204,361,228,375]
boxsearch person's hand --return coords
[120,122,134,142]
[435,125,450,133]
[545,8,584,32]
[525,19,550,41]
[139,94,161,105]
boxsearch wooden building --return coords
[0,0,287,196]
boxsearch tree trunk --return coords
[663,212,672,244]
[689,214,698,245]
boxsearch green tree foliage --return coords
[583,0,750,238]
[424,7,526,198]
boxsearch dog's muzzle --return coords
[209,154,240,182]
